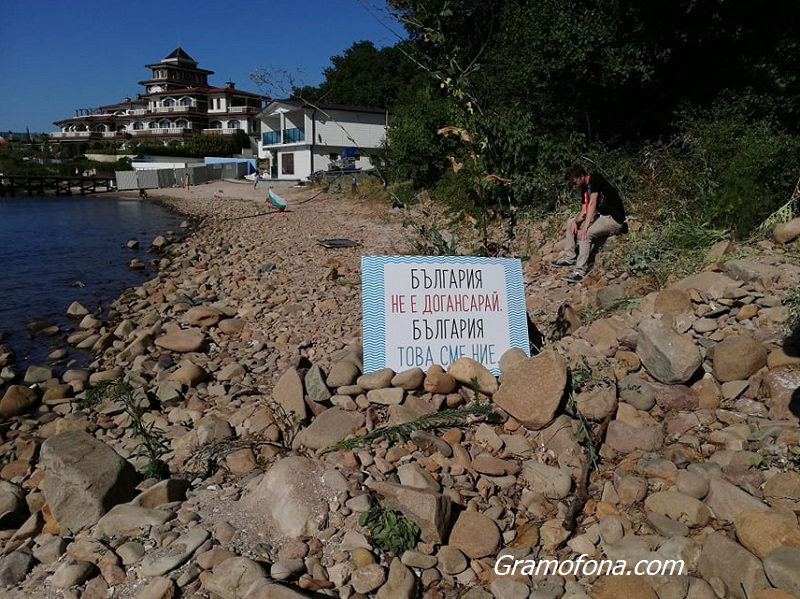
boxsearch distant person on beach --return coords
[139,188,148,199]
[553,164,627,284]
[253,170,261,189]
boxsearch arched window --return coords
[227,120,240,129]
[175,119,188,129]
[133,122,144,130]
[210,121,222,129]
[149,122,158,129]
[181,97,193,106]
[163,98,175,107]
[159,119,171,129]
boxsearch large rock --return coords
[762,366,800,423]
[670,272,740,299]
[636,317,702,384]
[448,511,501,558]
[712,335,768,382]
[0,385,39,419]
[154,328,206,353]
[366,481,452,544]
[272,367,308,422]
[448,357,498,395]
[291,407,364,451]
[644,491,711,527]
[204,556,267,599]
[704,477,768,523]
[492,350,567,429]
[241,456,334,538]
[697,531,769,599]
[773,217,800,244]
[40,430,138,534]
[734,510,800,559]
[605,420,664,454]
[763,546,800,597]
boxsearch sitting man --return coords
[553,164,627,283]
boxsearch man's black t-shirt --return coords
[584,173,626,224]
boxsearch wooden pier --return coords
[0,175,117,197]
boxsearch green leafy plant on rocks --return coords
[84,379,171,480]
[320,403,494,455]
[358,504,420,555]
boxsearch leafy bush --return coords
[676,100,800,237]
[358,505,420,555]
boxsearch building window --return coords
[227,120,240,129]
[159,119,171,128]
[133,122,144,130]
[163,98,175,107]
[149,122,158,129]
[175,119,188,129]
[281,153,294,175]
[181,97,192,106]
[262,131,280,145]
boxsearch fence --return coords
[115,161,247,191]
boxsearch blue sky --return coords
[0,0,403,134]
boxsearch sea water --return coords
[0,196,186,371]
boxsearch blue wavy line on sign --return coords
[503,260,530,356]
[361,256,387,373]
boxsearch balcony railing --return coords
[153,106,191,113]
[130,128,192,136]
[261,127,305,146]
[202,128,240,136]
[49,131,95,139]
[228,106,258,114]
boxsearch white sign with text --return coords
[362,255,529,375]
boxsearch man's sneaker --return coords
[563,272,584,284]
[552,258,576,267]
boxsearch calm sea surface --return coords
[0,196,186,370]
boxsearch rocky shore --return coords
[1,179,799,599]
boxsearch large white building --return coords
[257,99,389,181]
[50,48,265,155]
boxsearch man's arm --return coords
[577,192,598,240]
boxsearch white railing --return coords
[202,128,239,135]
[130,128,190,136]
[154,106,191,114]
[128,109,148,115]
[50,131,93,138]
[228,106,257,114]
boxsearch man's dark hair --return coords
[564,164,587,181]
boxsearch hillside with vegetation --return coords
[258,0,800,281]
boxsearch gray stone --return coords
[366,481,452,544]
[140,528,210,576]
[617,375,656,411]
[291,407,364,451]
[704,477,768,523]
[0,550,36,587]
[40,430,138,534]
[242,456,335,538]
[94,504,174,538]
[697,531,769,599]
[519,461,572,499]
[304,365,331,402]
[763,546,800,597]
[204,556,267,599]
[644,491,711,527]
[636,317,702,384]
[376,558,416,599]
